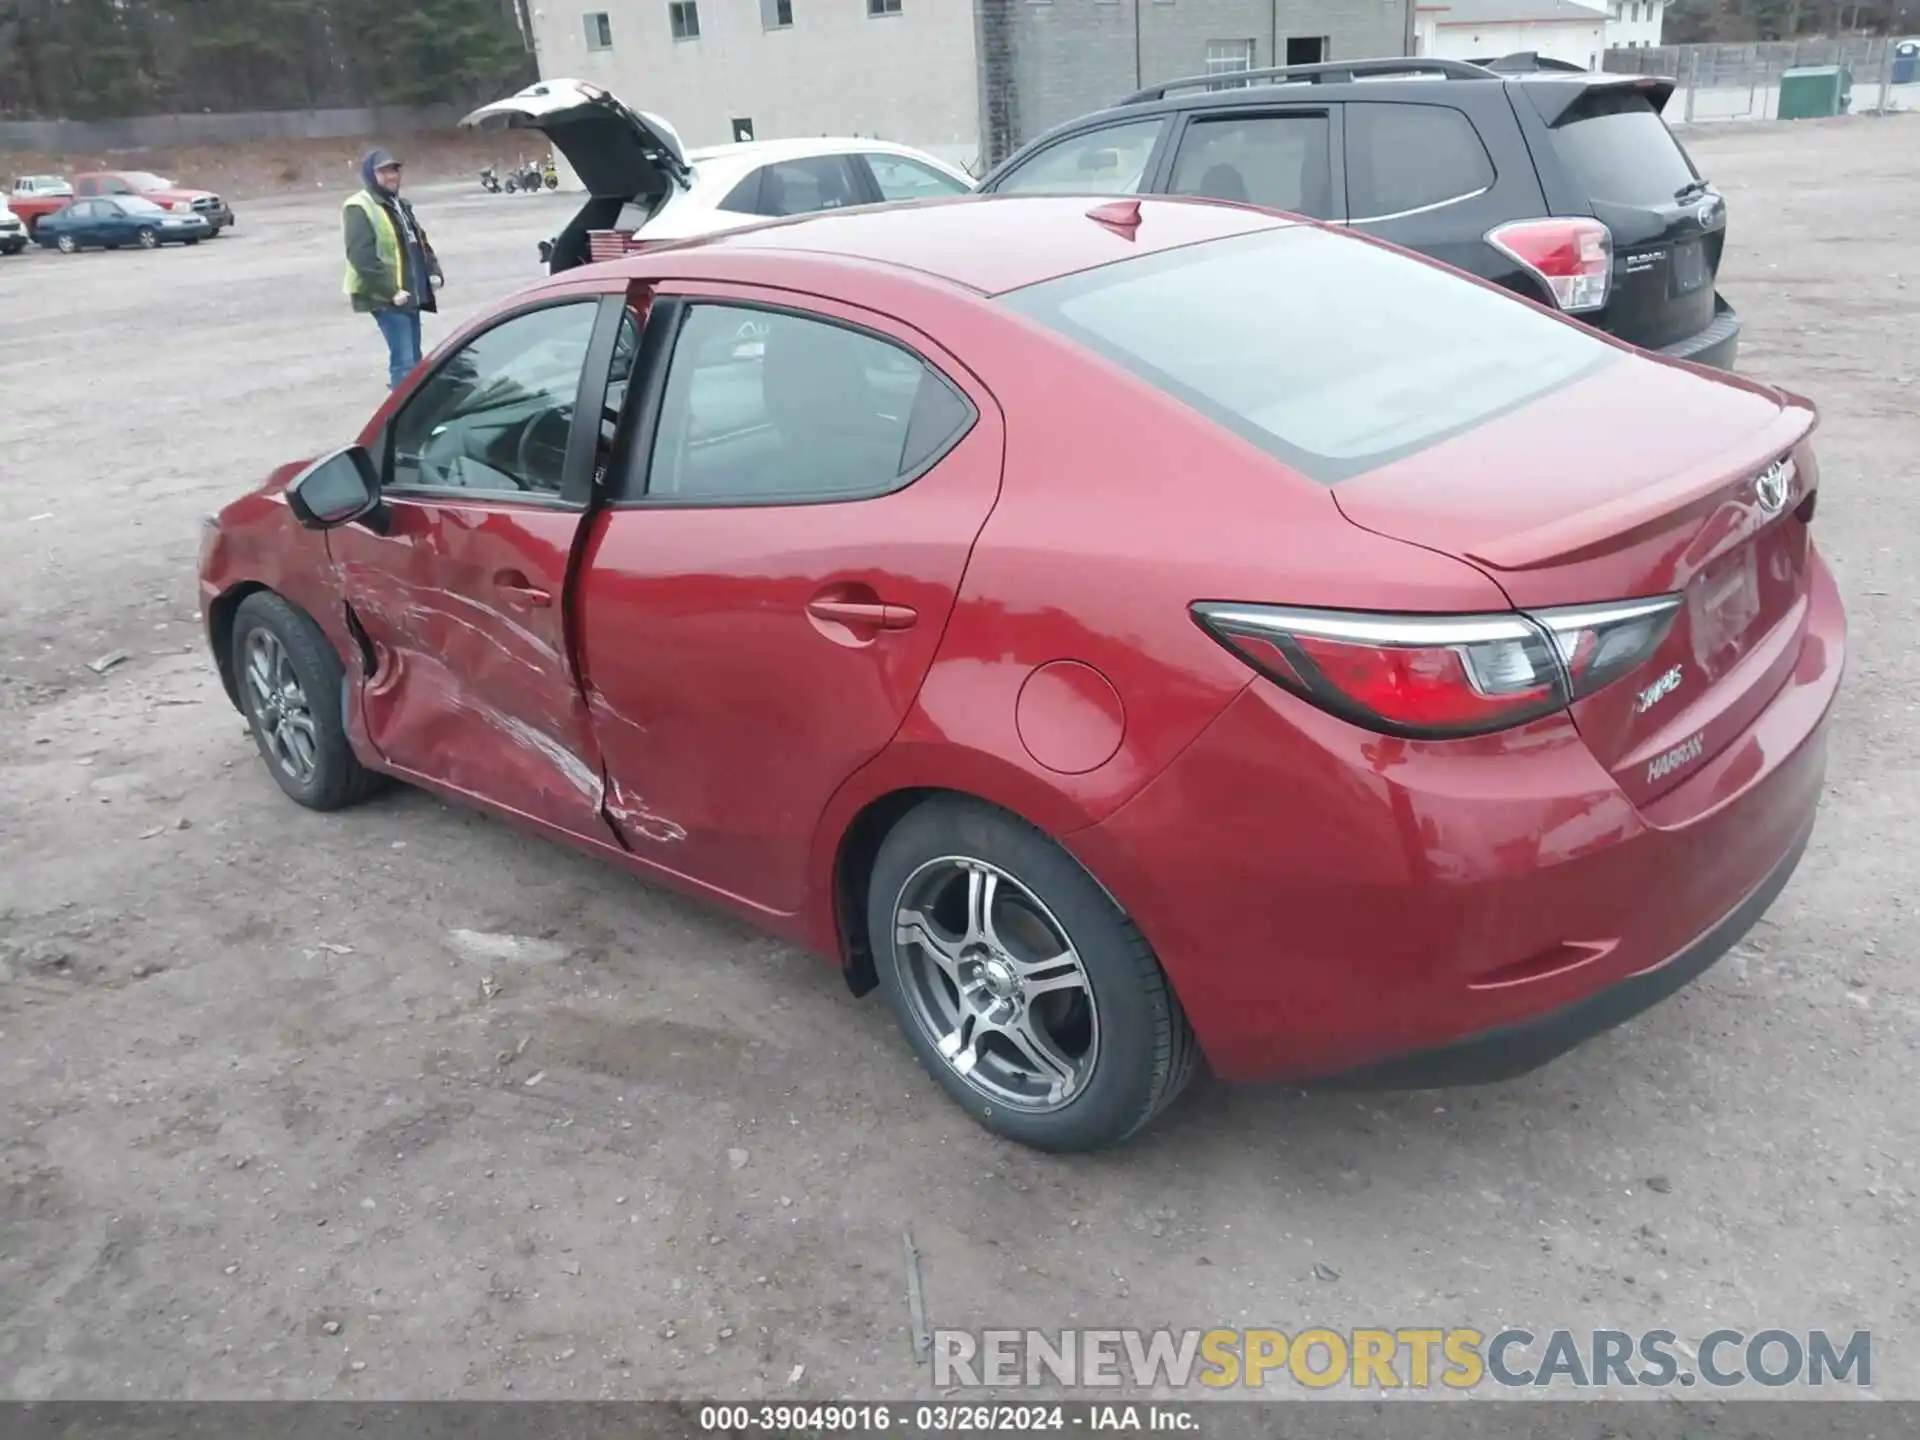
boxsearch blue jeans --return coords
[373,307,422,391]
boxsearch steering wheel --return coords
[513,408,574,491]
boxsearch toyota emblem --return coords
[1754,460,1791,516]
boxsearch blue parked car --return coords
[33,195,211,253]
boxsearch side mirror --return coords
[285,445,386,532]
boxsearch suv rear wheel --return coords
[868,797,1196,1151]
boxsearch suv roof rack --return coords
[1468,51,1591,73]
[1119,57,1496,105]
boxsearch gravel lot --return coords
[1,115,1915,1402]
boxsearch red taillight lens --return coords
[1195,605,1565,738]
[1194,598,1680,739]
[1486,217,1613,314]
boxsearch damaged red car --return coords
[199,194,1844,1152]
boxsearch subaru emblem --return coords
[1754,460,1791,517]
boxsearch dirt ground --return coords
[1,115,1916,1403]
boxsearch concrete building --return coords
[525,0,1414,174]
[1599,0,1666,50]
[1415,0,1607,70]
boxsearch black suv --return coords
[979,57,1738,370]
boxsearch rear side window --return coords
[1168,113,1334,219]
[720,155,863,217]
[1002,226,1617,484]
[1346,103,1494,219]
[1547,91,1697,206]
[991,120,1165,196]
[642,304,974,504]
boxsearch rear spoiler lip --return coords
[1466,401,1816,573]
[1525,73,1678,124]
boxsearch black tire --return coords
[867,797,1197,1152]
[136,227,159,249]
[230,591,382,811]
[56,234,78,254]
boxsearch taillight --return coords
[1193,597,1680,739]
[1486,217,1612,314]
[1531,597,1682,697]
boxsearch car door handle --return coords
[805,598,917,630]
[494,571,552,608]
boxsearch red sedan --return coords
[199,195,1844,1151]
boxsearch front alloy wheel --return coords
[229,590,381,811]
[243,628,318,786]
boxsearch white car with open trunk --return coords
[461,79,976,272]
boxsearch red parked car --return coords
[198,194,1844,1151]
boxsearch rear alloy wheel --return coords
[56,234,77,254]
[231,591,381,811]
[869,798,1196,1151]
[136,227,159,250]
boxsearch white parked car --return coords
[461,79,976,273]
[0,198,25,255]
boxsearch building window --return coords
[762,0,794,25]
[1206,39,1255,89]
[584,11,613,49]
[869,0,902,15]
[669,1,700,39]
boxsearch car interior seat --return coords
[759,169,790,216]
[1196,163,1251,204]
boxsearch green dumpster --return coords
[1778,65,1853,119]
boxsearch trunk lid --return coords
[1335,355,1819,810]
[461,79,691,201]
[1526,79,1724,351]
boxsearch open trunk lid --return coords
[1336,356,1819,811]
[1524,78,1724,352]
[461,79,691,201]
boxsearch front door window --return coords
[388,302,600,497]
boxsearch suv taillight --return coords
[1487,217,1612,314]
[1193,598,1679,739]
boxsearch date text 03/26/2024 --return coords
[697,1405,1184,1432]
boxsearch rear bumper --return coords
[1655,293,1741,370]
[1319,812,1811,1088]
[1069,547,1844,1083]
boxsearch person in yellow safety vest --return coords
[343,149,443,390]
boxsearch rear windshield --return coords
[1548,91,1698,207]
[1000,225,1617,484]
